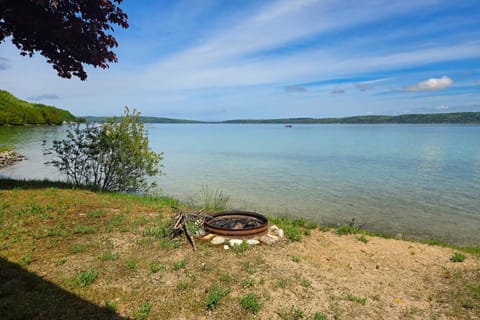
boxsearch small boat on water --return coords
[285,124,293,128]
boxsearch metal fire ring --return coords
[203,210,269,238]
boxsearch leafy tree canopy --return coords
[0,0,128,80]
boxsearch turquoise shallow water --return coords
[1,124,479,245]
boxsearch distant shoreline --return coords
[83,111,480,125]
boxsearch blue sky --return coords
[1,0,479,120]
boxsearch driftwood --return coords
[170,207,211,251]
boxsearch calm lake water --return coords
[1,124,479,245]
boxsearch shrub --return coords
[44,107,162,192]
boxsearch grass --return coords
[0,179,479,320]
[345,293,367,305]
[451,252,466,263]
[206,285,231,311]
[198,185,230,211]
[133,302,152,320]
[239,293,261,314]
[71,269,99,287]
[172,259,186,271]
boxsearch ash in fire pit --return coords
[204,211,269,238]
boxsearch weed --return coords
[284,224,302,241]
[99,251,118,261]
[451,252,465,262]
[160,239,182,250]
[240,293,261,314]
[73,225,97,234]
[126,259,137,270]
[72,269,98,287]
[176,280,189,290]
[219,273,235,283]
[276,278,290,289]
[105,300,118,312]
[277,305,304,319]
[336,224,360,235]
[312,312,328,320]
[199,185,229,211]
[20,254,32,266]
[206,285,230,310]
[292,255,301,263]
[133,302,152,320]
[70,244,86,253]
[346,293,367,305]
[143,226,168,238]
[357,235,368,243]
[241,278,256,288]
[149,262,166,273]
[57,258,67,265]
[87,209,105,218]
[172,259,186,271]
[301,278,312,288]
[232,240,251,253]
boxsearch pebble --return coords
[201,234,215,241]
[246,239,260,245]
[211,236,226,245]
[223,245,229,250]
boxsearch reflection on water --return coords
[1,124,479,245]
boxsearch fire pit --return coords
[204,210,269,238]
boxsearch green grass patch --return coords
[133,302,152,320]
[206,285,230,311]
[240,293,261,314]
[71,269,98,287]
[172,259,186,271]
[451,252,466,263]
[73,225,97,234]
[345,293,367,305]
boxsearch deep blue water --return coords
[1,124,479,245]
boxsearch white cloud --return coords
[435,105,449,111]
[405,76,453,91]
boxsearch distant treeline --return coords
[85,112,480,124]
[83,116,202,124]
[0,90,77,125]
[223,112,480,124]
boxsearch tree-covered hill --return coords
[0,90,77,125]
[222,112,480,124]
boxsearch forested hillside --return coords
[0,90,77,125]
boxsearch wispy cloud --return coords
[405,76,453,91]
[356,83,374,92]
[27,94,60,101]
[285,85,307,93]
[331,88,345,94]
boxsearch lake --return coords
[1,124,479,245]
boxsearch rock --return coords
[270,225,279,231]
[259,234,279,245]
[246,239,259,245]
[275,229,285,238]
[211,236,226,245]
[201,233,215,241]
[195,228,206,236]
[223,245,230,250]
[229,239,243,246]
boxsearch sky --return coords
[1,0,480,120]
